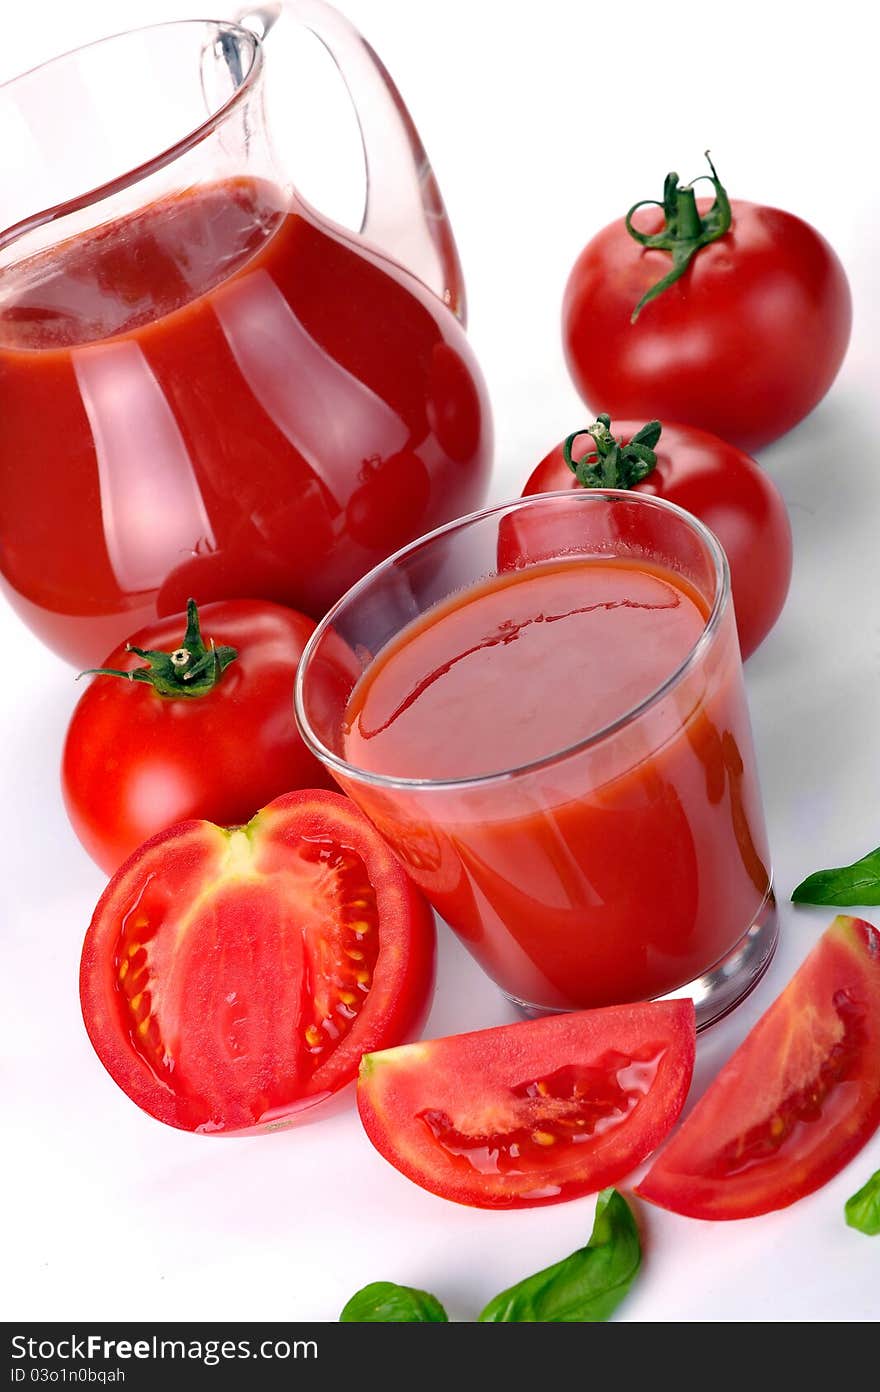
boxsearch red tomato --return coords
[62,599,336,876]
[522,419,792,659]
[636,916,880,1220]
[80,790,436,1134]
[563,173,851,452]
[357,1000,695,1208]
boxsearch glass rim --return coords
[0,18,262,255]
[294,488,731,792]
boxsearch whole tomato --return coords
[562,156,851,452]
[522,416,792,659]
[62,599,334,874]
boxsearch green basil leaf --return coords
[845,1169,880,1236]
[340,1281,449,1322]
[477,1188,641,1323]
[791,845,880,905]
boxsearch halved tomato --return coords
[80,790,435,1134]
[357,1001,695,1208]
[637,915,880,1219]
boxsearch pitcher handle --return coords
[237,0,466,322]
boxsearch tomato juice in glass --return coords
[295,491,777,1028]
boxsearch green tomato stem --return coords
[79,598,238,699]
[625,152,732,321]
[563,415,663,490]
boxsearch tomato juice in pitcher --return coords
[0,5,492,665]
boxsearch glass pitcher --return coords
[0,0,492,666]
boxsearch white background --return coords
[2,0,879,1324]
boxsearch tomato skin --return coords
[636,916,880,1220]
[79,790,436,1135]
[62,600,335,875]
[522,421,792,659]
[357,1000,695,1208]
[563,200,852,453]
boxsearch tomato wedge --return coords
[80,790,435,1134]
[637,916,880,1219]
[357,1001,695,1208]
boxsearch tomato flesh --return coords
[636,916,880,1219]
[357,1001,695,1208]
[419,1048,669,1177]
[81,791,435,1134]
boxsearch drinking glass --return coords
[294,490,777,1028]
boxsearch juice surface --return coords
[343,559,709,780]
[0,178,491,665]
[0,181,281,348]
[338,557,770,1011]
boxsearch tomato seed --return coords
[296,843,381,1080]
[706,992,868,1179]
[419,1051,666,1176]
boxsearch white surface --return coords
[2,0,879,1325]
